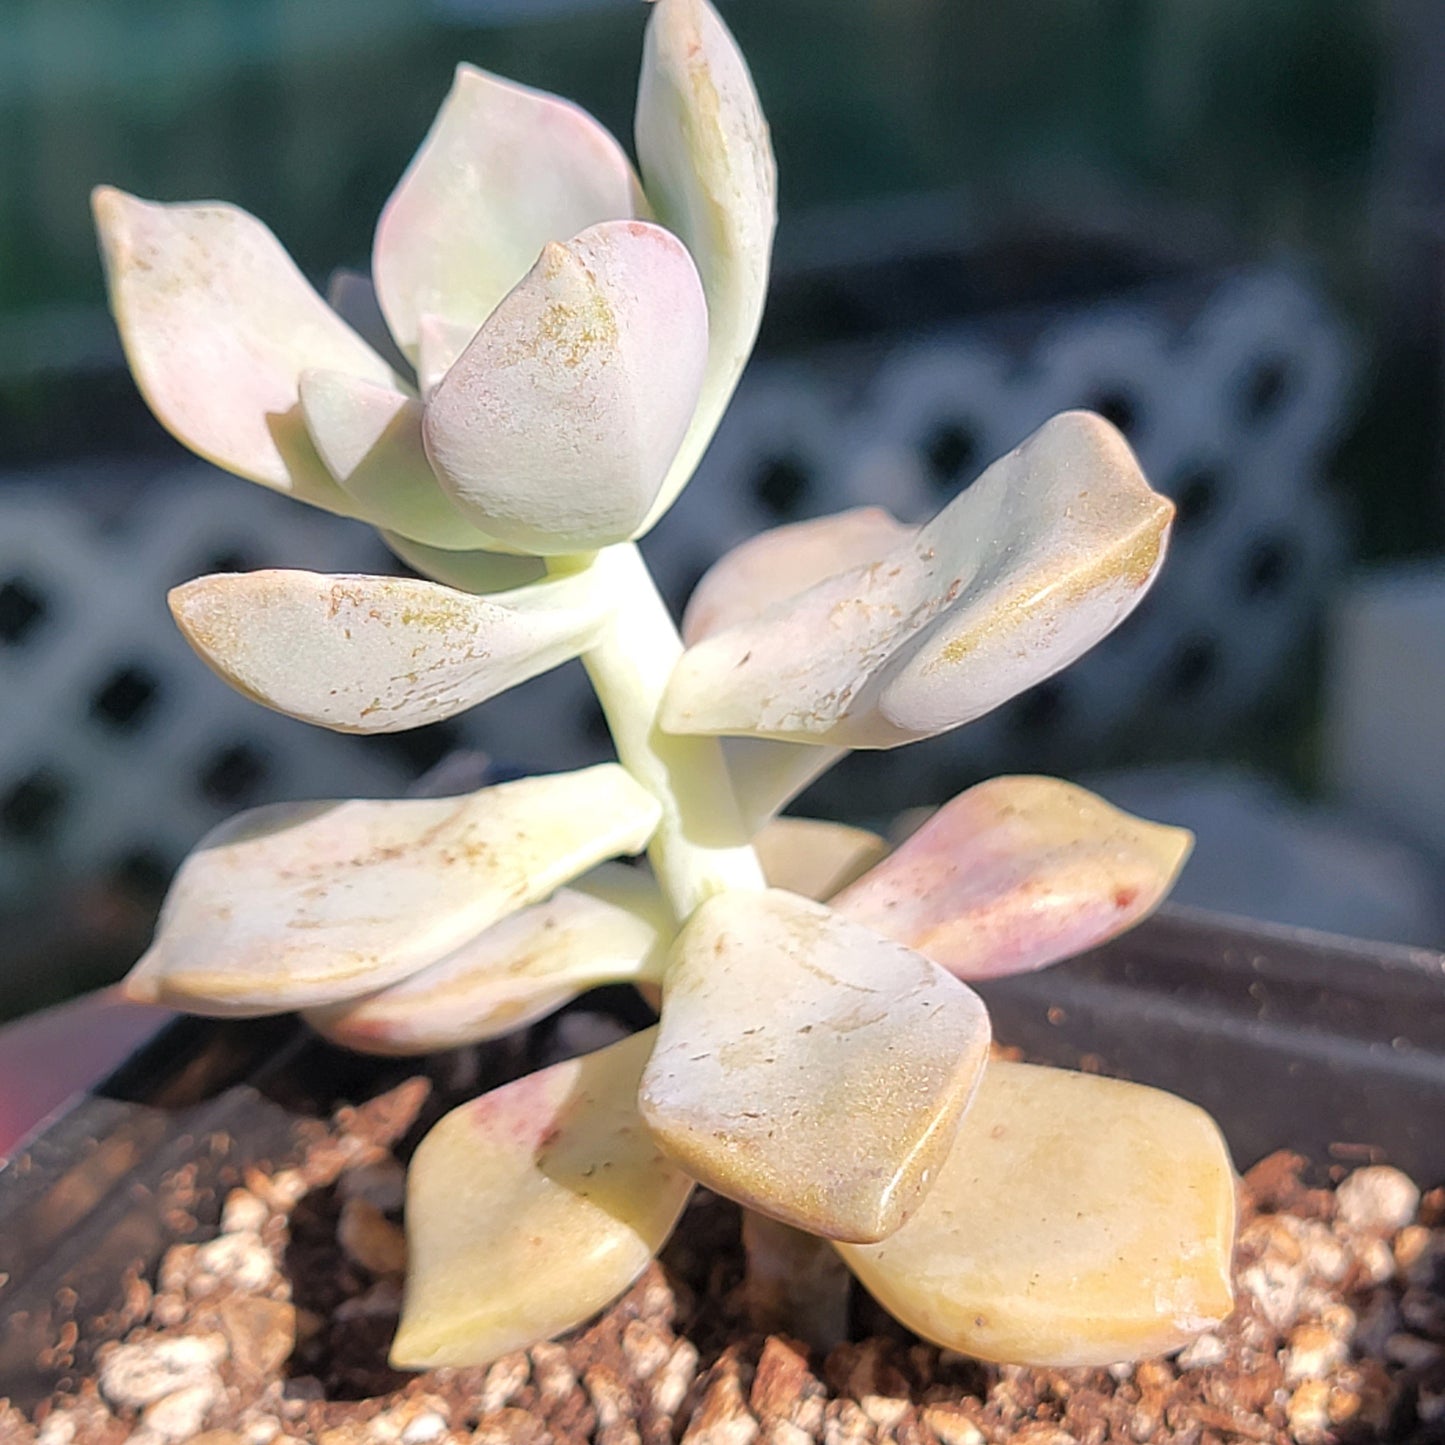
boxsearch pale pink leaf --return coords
[374,64,645,362]
[415,312,480,396]
[93,188,397,512]
[661,412,1174,747]
[635,0,777,529]
[752,816,887,901]
[682,507,915,644]
[392,1029,693,1369]
[830,776,1191,980]
[424,221,708,553]
[168,568,605,733]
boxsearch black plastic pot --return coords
[1,903,1442,1409]
[975,903,1445,1184]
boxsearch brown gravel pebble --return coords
[14,1074,1445,1445]
[336,1200,408,1278]
[219,1297,298,1380]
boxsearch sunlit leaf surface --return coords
[832,776,1191,979]
[662,413,1173,747]
[839,1061,1237,1366]
[169,569,605,733]
[640,888,990,1243]
[392,1029,693,1369]
[307,863,674,1053]
[124,766,661,1013]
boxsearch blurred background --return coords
[1,0,1443,1018]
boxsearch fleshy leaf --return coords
[299,370,499,549]
[123,765,661,1014]
[831,776,1191,979]
[683,507,915,644]
[635,0,778,529]
[662,413,1172,747]
[307,863,674,1054]
[753,816,887,901]
[168,568,604,733]
[683,514,912,827]
[391,1029,694,1369]
[838,1061,1237,1366]
[374,63,645,363]
[424,221,708,554]
[639,888,990,1243]
[381,533,546,593]
[92,188,397,512]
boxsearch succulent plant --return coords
[93,0,1236,1376]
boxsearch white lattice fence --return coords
[0,482,411,901]
[0,267,1355,902]
[649,267,1354,806]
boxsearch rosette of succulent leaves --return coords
[95,0,1236,1374]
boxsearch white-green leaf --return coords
[838,1061,1237,1366]
[661,412,1174,747]
[307,863,674,1054]
[380,533,546,594]
[686,512,909,824]
[639,888,990,1243]
[374,63,645,363]
[168,568,605,733]
[123,765,662,1014]
[92,188,397,513]
[681,514,912,825]
[392,1029,693,1369]
[832,776,1191,980]
[635,0,778,530]
[299,369,499,549]
[424,221,709,554]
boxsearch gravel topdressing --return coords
[9,1074,1445,1445]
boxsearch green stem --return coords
[740,1211,852,1352]
[550,543,764,920]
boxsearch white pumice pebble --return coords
[1336,1166,1420,1233]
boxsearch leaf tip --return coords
[90,184,130,228]
[386,1320,440,1373]
[1161,821,1195,874]
[166,575,212,632]
[119,961,162,1005]
[92,187,150,277]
